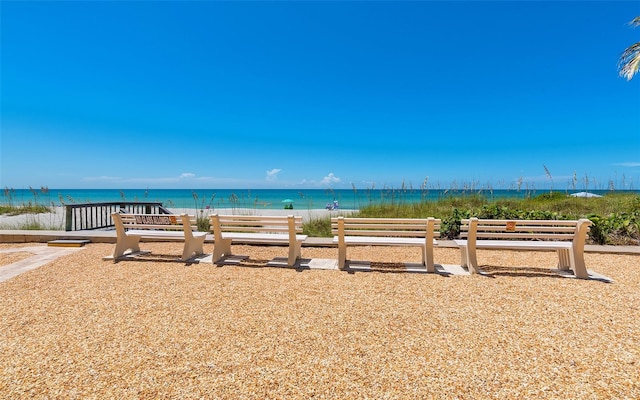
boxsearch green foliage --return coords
[196,215,211,232]
[303,217,332,237]
[0,203,51,216]
[354,193,640,245]
[14,219,50,230]
[440,209,471,239]
[587,197,640,244]
[0,213,63,230]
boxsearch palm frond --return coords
[619,17,640,81]
[618,42,640,81]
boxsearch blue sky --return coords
[2,1,639,191]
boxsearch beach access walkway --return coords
[0,244,86,283]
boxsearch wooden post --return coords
[65,205,73,231]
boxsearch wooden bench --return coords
[331,217,441,271]
[111,213,206,261]
[454,218,592,279]
[209,214,308,267]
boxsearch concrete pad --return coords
[266,257,339,270]
[551,269,613,283]
[343,261,470,276]
[48,239,91,247]
[0,245,85,283]
[102,250,152,261]
[475,268,613,282]
[213,254,250,266]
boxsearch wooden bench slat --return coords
[455,239,573,250]
[219,220,290,226]
[333,217,431,224]
[473,226,578,233]
[342,229,430,237]
[218,226,291,233]
[337,236,437,246]
[336,223,429,229]
[217,215,300,222]
[462,232,577,240]
[460,219,579,226]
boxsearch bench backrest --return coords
[112,213,199,236]
[459,218,591,241]
[210,214,303,241]
[331,217,441,238]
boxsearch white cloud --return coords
[613,162,640,167]
[321,172,341,185]
[266,168,281,181]
[179,173,196,179]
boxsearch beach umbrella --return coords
[569,192,603,198]
[281,199,294,203]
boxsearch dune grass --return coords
[310,192,640,245]
[0,204,51,216]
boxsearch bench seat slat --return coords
[217,216,296,222]
[460,219,579,226]
[341,229,430,237]
[334,217,430,224]
[334,236,436,246]
[124,225,193,231]
[455,239,572,250]
[334,221,428,228]
[126,229,207,238]
[220,232,307,242]
[219,221,290,227]
[473,226,578,233]
[218,227,291,233]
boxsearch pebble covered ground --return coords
[0,242,638,399]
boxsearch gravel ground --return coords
[0,242,638,399]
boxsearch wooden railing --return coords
[65,202,172,231]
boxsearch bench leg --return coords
[287,240,303,267]
[338,244,347,269]
[212,238,232,263]
[570,246,589,279]
[423,246,436,273]
[182,236,206,262]
[459,246,468,268]
[557,249,571,271]
[461,245,480,274]
[113,234,141,259]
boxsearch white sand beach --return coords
[0,206,355,229]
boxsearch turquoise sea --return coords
[2,188,633,211]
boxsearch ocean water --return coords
[1,188,630,210]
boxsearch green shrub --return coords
[196,216,210,232]
[0,203,51,216]
[356,193,640,245]
[303,217,332,237]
